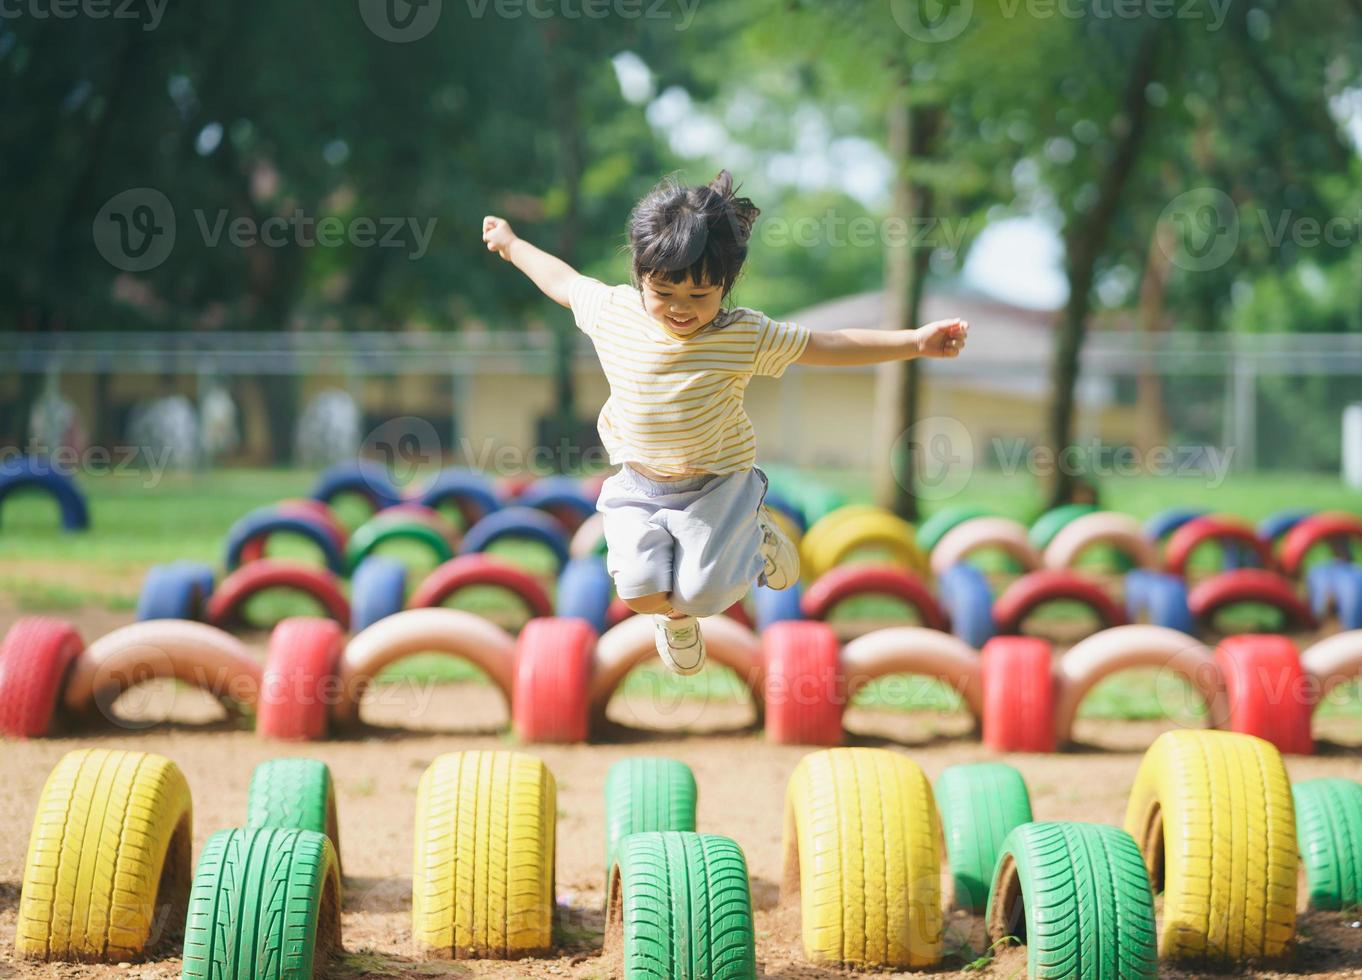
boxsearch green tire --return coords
[247,759,341,869]
[604,758,697,892]
[345,519,454,572]
[1293,778,1362,910]
[182,827,342,980]
[935,762,1033,913]
[1028,503,1098,550]
[986,821,1155,980]
[610,832,755,980]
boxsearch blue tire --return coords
[1311,560,1362,628]
[1143,507,1205,542]
[939,563,995,648]
[1259,508,1314,545]
[753,582,804,631]
[416,468,501,527]
[223,508,348,575]
[556,555,613,633]
[1306,560,1350,621]
[460,505,570,569]
[517,476,597,525]
[1336,565,1362,630]
[1141,573,1195,634]
[0,455,89,531]
[350,555,407,631]
[310,460,403,511]
[761,490,807,533]
[135,561,216,621]
[1123,568,1158,619]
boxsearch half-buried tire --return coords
[16,748,193,961]
[935,762,1032,913]
[181,827,342,980]
[605,832,756,980]
[604,758,697,895]
[986,821,1156,979]
[246,758,342,867]
[257,617,345,741]
[1292,778,1362,911]
[412,751,556,958]
[0,616,83,739]
[136,562,216,621]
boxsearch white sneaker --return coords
[757,505,800,590]
[653,614,706,675]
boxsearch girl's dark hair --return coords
[627,170,760,302]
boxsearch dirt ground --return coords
[1,607,1361,979]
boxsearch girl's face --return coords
[642,273,723,337]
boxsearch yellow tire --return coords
[802,508,925,580]
[1123,730,1297,961]
[781,747,941,968]
[798,505,882,574]
[412,750,556,959]
[16,748,193,962]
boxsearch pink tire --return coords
[762,620,843,745]
[206,559,351,630]
[1042,511,1157,571]
[407,554,553,617]
[930,517,1041,577]
[62,619,262,720]
[1051,625,1223,746]
[588,614,763,725]
[569,512,607,559]
[1187,568,1316,633]
[839,626,983,721]
[800,565,946,630]
[1301,629,1362,707]
[257,617,345,741]
[1163,515,1273,576]
[333,608,515,728]
[0,617,83,738]
[1215,634,1314,755]
[992,570,1127,636]
[512,617,596,743]
[1279,512,1362,578]
[982,636,1054,753]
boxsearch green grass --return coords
[1,465,1358,722]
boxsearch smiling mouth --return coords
[667,315,696,329]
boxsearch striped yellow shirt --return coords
[569,276,810,477]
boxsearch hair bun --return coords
[708,169,760,243]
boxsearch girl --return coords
[482,170,967,674]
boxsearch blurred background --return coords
[3,0,1362,516]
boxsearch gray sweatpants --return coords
[595,463,769,617]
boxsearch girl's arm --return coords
[795,318,969,366]
[482,216,578,308]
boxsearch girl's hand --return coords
[915,318,969,358]
[482,216,518,260]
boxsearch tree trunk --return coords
[1046,22,1166,509]
[1134,219,1174,455]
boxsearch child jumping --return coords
[482,170,968,675]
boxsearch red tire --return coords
[1279,512,1362,578]
[0,617,83,738]
[1163,515,1273,576]
[1187,569,1316,633]
[206,559,351,630]
[512,616,596,742]
[239,499,347,565]
[800,564,946,630]
[496,473,536,502]
[257,617,345,741]
[991,570,1127,635]
[1215,634,1314,754]
[762,621,843,745]
[408,554,553,616]
[982,636,1055,753]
